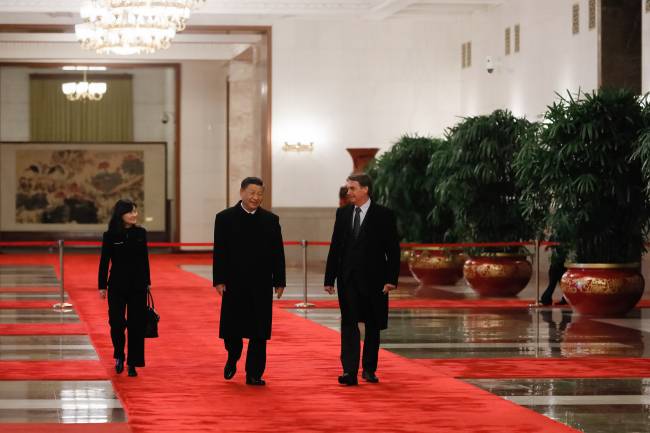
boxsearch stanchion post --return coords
[295,239,315,309]
[529,239,542,308]
[53,239,73,312]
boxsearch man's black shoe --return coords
[224,360,237,380]
[338,373,358,386]
[127,365,137,377]
[245,376,266,386]
[115,357,124,374]
[556,297,568,305]
[539,297,552,306]
[361,371,379,383]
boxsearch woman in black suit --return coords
[98,199,151,377]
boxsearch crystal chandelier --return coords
[75,0,205,55]
[61,69,107,101]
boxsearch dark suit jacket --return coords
[324,202,400,329]
[213,203,286,340]
[98,226,151,291]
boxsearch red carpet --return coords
[2,424,130,433]
[59,253,579,433]
[0,360,108,380]
[0,323,87,335]
[0,301,61,309]
[414,358,650,378]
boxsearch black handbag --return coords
[145,288,159,338]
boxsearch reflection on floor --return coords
[0,335,98,360]
[0,264,126,427]
[0,380,126,423]
[466,378,650,433]
[288,308,650,359]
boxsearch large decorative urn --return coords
[463,254,532,297]
[346,148,379,174]
[560,263,644,316]
[408,247,465,286]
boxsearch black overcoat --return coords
[324,202,400,330]
[98,226,151,291]
[212,203,286,340]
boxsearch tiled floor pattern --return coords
[0,265,126,426]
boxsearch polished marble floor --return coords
[0,335,97,360]
[466,378,650,433]
[0,264,126,426]
[0,265,59,288]
[0,380,126,423]
[288,308,650,359]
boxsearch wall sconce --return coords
[282,141,314,152]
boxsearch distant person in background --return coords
[98,199,151,378]
[339,186,350,207]
[213,177,286,386]
[539,246,568,306]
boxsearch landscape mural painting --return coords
[15,150,145,224]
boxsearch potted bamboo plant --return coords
[431,110,536,296]
[516,88,650,316]
[368,135,461,285]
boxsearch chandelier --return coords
[75,0,205,55]
[61,69,107,101]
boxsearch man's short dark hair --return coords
[338,186,348,199]
[347,173,372,196]
[241,177,264,189]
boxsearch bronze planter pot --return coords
[463,254,532,297]
[408,247,465,286]
[560,263,644,316]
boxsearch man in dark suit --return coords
[213,177,286,386]
[324,173,400,386]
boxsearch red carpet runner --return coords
[58,254,580,433]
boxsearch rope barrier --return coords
[0,240,546,248]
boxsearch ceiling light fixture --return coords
[75,0,205,55]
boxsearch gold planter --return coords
[463,254,532,297]
[560,263,644,316]
[408,247,465,286]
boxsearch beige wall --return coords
[179,61,228,246]
[272,207,336,267]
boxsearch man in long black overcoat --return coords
[213,177,286,386]
[324,173,400,386]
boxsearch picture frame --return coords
[0,142,166,233]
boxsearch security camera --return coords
[161,112,170,124]
[485,56,495,74]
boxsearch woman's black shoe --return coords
[115,357,124,374]
[127,365,138,377]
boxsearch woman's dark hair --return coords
[108,199,137,233]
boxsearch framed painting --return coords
[0,142,166,233]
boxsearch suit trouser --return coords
[540,262,567,302]
[340,273,381,375]
[341,321,380,375]
[108,287,146,367]
[224,337,267,378]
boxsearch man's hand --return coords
[215,284,226,296]
[324,285,336,295]
[382,284,396,294]
[99,289,107,299]
[275,287,285,299]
